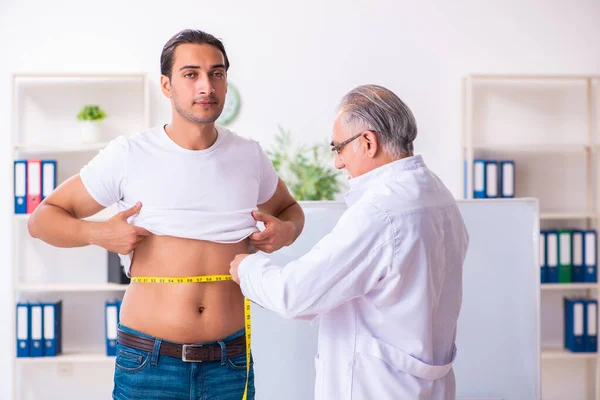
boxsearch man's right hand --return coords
[90,202,151,254]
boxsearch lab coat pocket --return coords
[355,335,454,380]
[314,354,324,400]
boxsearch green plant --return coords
[77,105,107,121]
[267,125,344,201]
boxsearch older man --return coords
[230,84,469,400]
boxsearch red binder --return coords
[27,159,42,214]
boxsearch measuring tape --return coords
[130,275,252,400]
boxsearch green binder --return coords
[558,229,572,283]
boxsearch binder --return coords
[546,231,559,283]
[585,299,598,353]
[540,231,547,283]
[43,301,62,357]
[558,230,572,283]
[572,231,585,283]
[564,298,585,352]
[27,159,42,214]
[499,160,515,198]
[473,159,486,198]
[108,251,131,284]
[484,161,498,198]
[16,303,30,357]
[41,160,57,201]
[30,303,44,357]
[584,230,597,283]
[14,160,27,214]
[105,301,119,356]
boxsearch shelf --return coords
[466,144,591,153]
[14,141,109,154]
[16,351,115,364]
[542,347,599,360]
[541,283,599,290]
[14,74,146,85]
[17,283,128,292]
[540,212,598,220]
[468,74,599,81]
[14,210,115,222]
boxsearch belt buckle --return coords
[181,344,204,362]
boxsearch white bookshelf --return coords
[461,74,600,400]
[10,73,150,400]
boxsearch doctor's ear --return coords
[363,131,379,158]
[160,75,172,99]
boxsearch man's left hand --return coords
[230,254,251,285]
[249,210,295,253]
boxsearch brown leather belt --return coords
[117,329,246,362]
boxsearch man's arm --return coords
[250,178,305,253]
[28,174,149,254]
[233,204,395,319]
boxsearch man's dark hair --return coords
[160,29,230,78]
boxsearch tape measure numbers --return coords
[130,275,252,400]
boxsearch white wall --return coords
[0,0,598,398]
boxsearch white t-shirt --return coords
[79,124,279,276]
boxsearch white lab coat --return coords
[239,155,469,400]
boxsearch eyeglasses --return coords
[330,132,364,155]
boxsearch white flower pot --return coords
[80,121,103,143]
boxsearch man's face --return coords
[165,43,228,124]
[331,115,364,179]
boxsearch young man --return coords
[27,29,305,400]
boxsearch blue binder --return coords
[41,160,57,201]
[572,231,585,283]
[584,230,597,283]
[14,160,27,214]
[16,303,30,357]
[540,231,547,283]
[546,231,559,283]
[499,160,515,198]
[585,299,598,353]
[564,297,585,352]
[105,301,119,356]
[484,161,498,198]
[43,301,62,357]
[29,303,44,357]
[473,159,486,198]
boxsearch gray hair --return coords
[337,84,417,158]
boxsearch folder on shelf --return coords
[540,231,547,284]
[473,159,486,198]
[105,300,119,356]
[108,251,131,285]
[43,301,62,357]
[546,231,559,283]
[14,160,27,214]
[558,230,572,283]
[585,299,598,353]
[29,303,44,358]
[41,160,57,201]
[564,297,585,352]
[16,303,30,357]
[584,230,597,283]
[484,161,498,198]
[571,230,585,283]
[499,160,515,198]
[26,159,42,214]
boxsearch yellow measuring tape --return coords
[130,275,251,400]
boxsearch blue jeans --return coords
[112,324,255,400]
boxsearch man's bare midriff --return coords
[119,234,249,343]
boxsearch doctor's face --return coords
[331,115,366,179]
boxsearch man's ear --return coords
[363,131,379,158]
[160,75,172,99]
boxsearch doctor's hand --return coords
[249,210,295,253]
[90,202,151,255]
[230,254,251,285]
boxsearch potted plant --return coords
[77,104,107,143]
[267,125,345,201]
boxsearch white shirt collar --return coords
[343,155,425,206]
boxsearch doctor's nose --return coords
[196,75,215,95]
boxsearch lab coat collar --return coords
[343,155,425,206]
